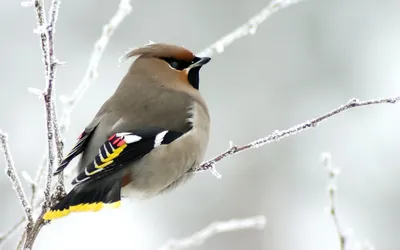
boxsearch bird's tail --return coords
[43,178,122,221]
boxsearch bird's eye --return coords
[161,57,190,71]
[169,60,179,70]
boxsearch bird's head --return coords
[121,43,211,90]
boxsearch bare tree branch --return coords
[0,132,33,227]
[157,216,266,250]
[59,0,132,132]
[0,1,133,249]
[32,0,60,207]
[197,0,307,57]
[192,96,400,176]
[47,0,66,197]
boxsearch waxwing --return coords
[43,43,211,220]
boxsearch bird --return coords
[43,43,211,220]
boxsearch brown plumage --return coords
[44,43,211,220]
[121,42,196,62]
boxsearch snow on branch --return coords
[198,0,307,57]
[157,216,266,250]
[192,96,400,177]
[0,132,33,227]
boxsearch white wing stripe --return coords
[154,131,168,147]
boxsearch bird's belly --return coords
[120,139,199,200]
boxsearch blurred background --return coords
[1,0,400,249]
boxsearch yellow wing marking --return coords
[95,144,127,169]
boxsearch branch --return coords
[12,0,62,249]
[30,154,47,207]
[321,153,347,250]
[32,0,60,207]
[0,216,24,249]
[59,0,132,133]
[192,96,400,176]
[197,0,307,57]
[0,1,133,249]
[47,0,65,194]
[321,153,374,250]
[0,132,33,227]
[53,0,132,193]
[157,216,266,250]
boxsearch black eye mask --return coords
[161,57,191,71]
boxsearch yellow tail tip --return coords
[43,209,71,220]
[43,201,121,220]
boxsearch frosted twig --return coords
[0,218,24,249]
[0,132,33,228]
[53,0,132,193]
[197,0,306,57]
[321,153,346,250]
[47,0,65,196]
[21,171,38,192]
[14,0,62,249]
[31,154,47,206]
[157,216,266,250]
[59,0,132,132]
[21,1,34,7]
[192,96,400,173]
[5,3,133,247]
[321,153,374,250]
[27,87,44,99]
[33,0,49,76]
[32,0,59,207]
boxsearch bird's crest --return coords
[120,42,195,63]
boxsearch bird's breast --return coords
[121,102,210,199]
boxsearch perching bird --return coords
[43,43,211,220]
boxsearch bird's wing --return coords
[53,117,102,175]
[71,127,183,185]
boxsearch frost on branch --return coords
[59,0,132,133]
[197,0,307,57]
[0,0,133,249]
[192,96,400,174]
[321,153,374,250]
[0,132,33,227]
[157,216,266,250]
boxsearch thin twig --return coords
[47,0,65,197]
[0,218,24,249]
[321,153,375,250]
[197,0,307,57]
[33,0,49,76]
[31,154,47,206]
[157,216,266,250]
[59,0,132,133]
[321,153,346,250]
[192,96,400,176]
[33,0,58,208]
[0,132,33,227]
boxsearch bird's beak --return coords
[189,57,211,69]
